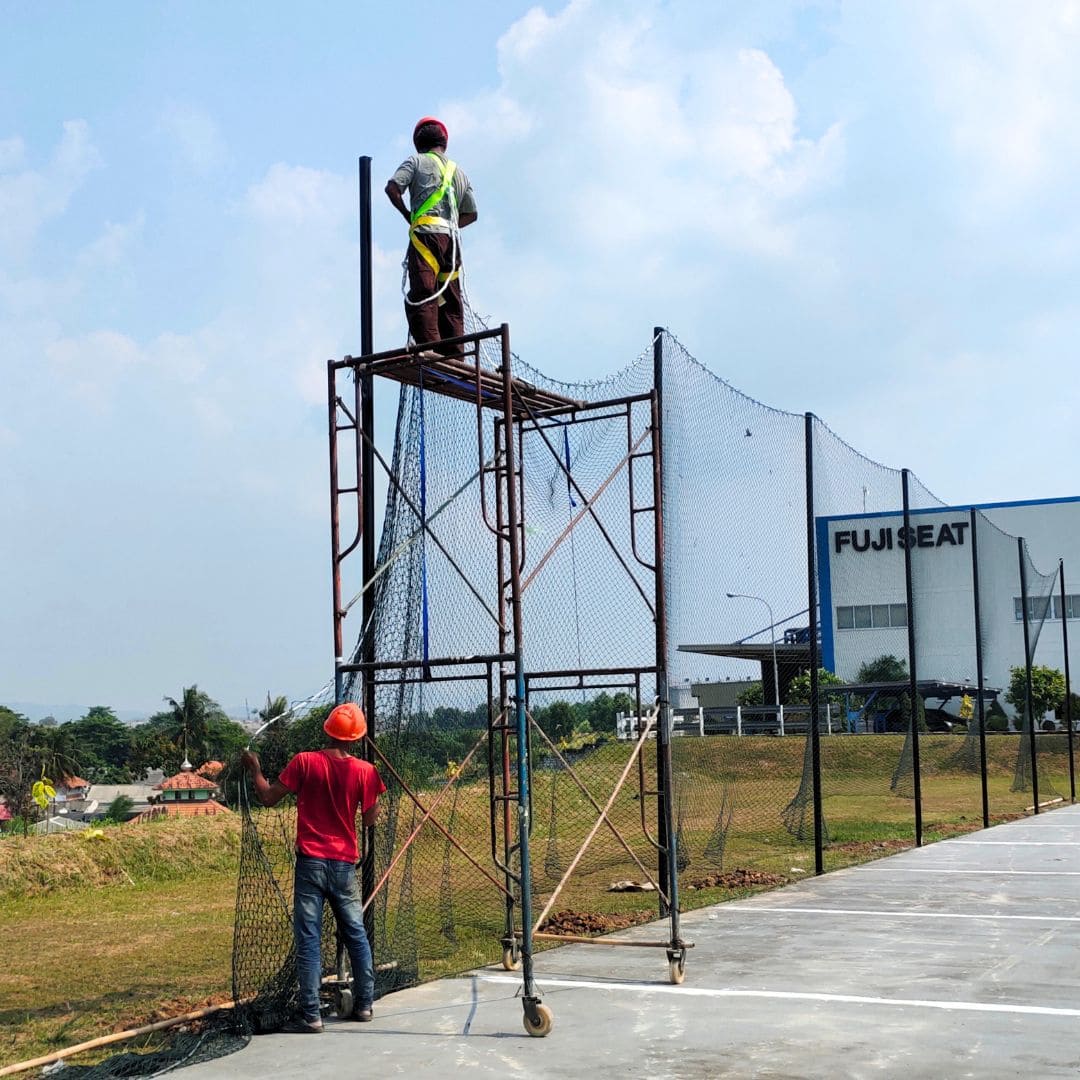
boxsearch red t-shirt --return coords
[279,750,386,862]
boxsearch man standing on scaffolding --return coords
[385,117,478,355]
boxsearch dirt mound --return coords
[538,910,652,935]
[684,868,789,891]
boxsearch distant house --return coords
[130,759,232,822]
[30,814,89,834]
[0,798,12,831]
[58,775,91,800]
[83,782,157,820]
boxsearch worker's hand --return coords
[240,749,260,774]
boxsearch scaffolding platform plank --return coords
[339,332,580,417]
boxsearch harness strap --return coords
[410,153,457,224]
[407,153,461,299]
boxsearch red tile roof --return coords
[196,761,224,780]
[157,770,219,791]
[0,803,12,821]
[60,776,90,790]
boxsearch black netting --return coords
[62,322,1073,1078]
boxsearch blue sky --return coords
[3,1,1079,715]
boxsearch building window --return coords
[1052,594,1080,620]
[837,603,908,630]
[1014,596,1055,622]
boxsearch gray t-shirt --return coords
[390,151,476,234]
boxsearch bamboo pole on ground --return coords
[0,1001,236,1078]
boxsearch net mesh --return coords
[65,324,1070,1077]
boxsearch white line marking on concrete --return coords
[862,867,1080,875]
[478,975,1080,1018]
[943,841,1078,846]
[730,906,1080,923]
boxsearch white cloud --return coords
[44,329,142,411]
[158,103,227,174]
[897,2,1080,209]
[0,121,101,260]
[245,163,354,229]
[76,213,145,269]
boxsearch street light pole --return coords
[726,592,780,709]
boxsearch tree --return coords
[0,712,36,830]
[148,686,232,767]
[736,682,763,707]
[786,668,845,705]
[288,704,334,756]
[537,701,575,743]
[0,713,81,829]
[29,725,81,785]
[253,694,293,779]
[103,794,135,823]
[856,655,908,684]
[65,707,133,782]
[1005,665,1066,721]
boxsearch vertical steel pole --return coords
[969,510,990,829]
[650,381,680,956]
[358,156,377,945]
[1018,538,1040,812]
[805,413,824,875]
[1061,560,1074,802]
[901,470,923,846]
[499,326,542,1018]
[329,359,344,705]
[652,328,677,927]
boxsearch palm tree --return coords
[30,725,82,786]
[163,686,213,763]
[255,693,292,778]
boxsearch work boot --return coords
[350,1005,374,1022]
[281,1016,323,1034]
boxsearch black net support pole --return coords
[358,155,377,944]
[1062,559,1075,803]
[1018,537,1039,812]
[901,470,923,845]
[969,510,990,829]
[329,358,344,704]
[652,327,674,919]
[805,413,824,874]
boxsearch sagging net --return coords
[62,323,1070,1078]
[231,325,1069,1027]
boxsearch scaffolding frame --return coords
[324,158,688,1037]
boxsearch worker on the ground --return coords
[241,702,385,1033]
[385,116,478,354]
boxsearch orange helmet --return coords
[413,116,448,149]
[323,702,367,742]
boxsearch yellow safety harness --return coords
[408,152,459,298]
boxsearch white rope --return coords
[401,222,462,309]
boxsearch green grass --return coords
[0,873,236,1069]
[2,732,1075,1071]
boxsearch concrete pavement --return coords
[176,805,1080,1079]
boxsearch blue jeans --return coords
[293,854,374,1021]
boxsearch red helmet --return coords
[413,116,448,149]
[323,702,367,742]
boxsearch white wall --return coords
[820,498,1080,713]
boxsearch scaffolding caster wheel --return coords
[522,999,553,1038]
[502,945,521,971]
[335,987,354,1018]
[667,950,686,985]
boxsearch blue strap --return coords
[419,375,430,668]
[419,364,500,401]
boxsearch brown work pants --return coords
[405,232,464,350]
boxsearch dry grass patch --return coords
[0,873,236,1069]
[0,815,240,899]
